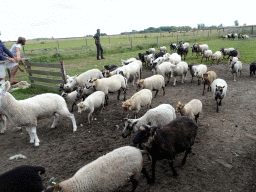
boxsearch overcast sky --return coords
[1,0,254,42]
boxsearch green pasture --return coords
[5,29,255,100]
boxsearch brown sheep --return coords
[202,71,217,95]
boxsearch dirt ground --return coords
[0,62,255,192]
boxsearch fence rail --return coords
[25,60,67,92]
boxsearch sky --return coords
[1,0,254,42]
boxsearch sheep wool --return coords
[122,89,152,118]
[45,146,143,192]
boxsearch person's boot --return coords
[97,57,101,60]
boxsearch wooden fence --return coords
[25,59,67,92]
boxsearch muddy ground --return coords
[0,62,255,192]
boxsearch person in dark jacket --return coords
[93,29,105,60]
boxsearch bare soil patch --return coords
[0,63,256,192]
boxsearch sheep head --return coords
[135,80,144,91]
[122,117,139,138]
[132,125,157,145]
[77,102,86,113]
[122,101,131,114]
[176,101,185,112]
[0,81,10,104]
[63,76,77,92]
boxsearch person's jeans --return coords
[96,44,103,58]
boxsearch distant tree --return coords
[197,23,205,29]
[234,20,239,26]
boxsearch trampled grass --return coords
[7,29,256,99]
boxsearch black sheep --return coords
[154,51,165,59]
[250,62,256,77]
[132,117,198,183]
[104,64,118,71]
[228,50,238,58]
[177,46,188,61]
[0,165,45,192]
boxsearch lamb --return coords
[158,46,167,53]
[229,56,238,65]
[196,44,209,58]
[201,50,212,62]
[170,43,177,53]
[229,61,242,81]
[63,69,103,92]
[191,44,199,58]
[193,64,207,85]
[0,165,45,192]
[122,104,176,138]
[122,89,152,119]
[61,90,81,112]
[170,62,188,86]
[144,53,154,67]
[77,91,105,123]
[136,75,165,98]
[152,61,172,85]
[86,74,127,105]
[151,56,165,67]
[132,117,198,182]
[149,48,155,53]
[163,53,181,65]
[202,71,217,95]
[177,46,188,61]
[220,47,235,59]
[121,57,137,66]
[176,99,202,123]
[250,62,256,77]
[0,81,77,146]
[45,146,150,192]
[211,51,222,65]
[211,78,227,113]
[242,34,249,39]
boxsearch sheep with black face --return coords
[132,117,198,183]
[211,79,227,113]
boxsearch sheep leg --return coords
[130,176,139,192]
[68,114,77,132]
[219,99,222,106]
[100,104,104,114]
[141,168,151,184]
[173,77,176,86]
[154,90,159,98]
[31,127,40,147]
[70,102,76,112]
[51,113,59,128]
[105,95,109,105]
[122,88,126,101]
[216,101,219,113]
[150,158,157,183]
[168,161,178,176]
[181,147,191,165]
[26,127,34,144]
[0,115,7,133]
[162,86,165,96]
[88,113,91,124]
[117,89,121,100]
[195,113,199,123]
[202,83,206,95]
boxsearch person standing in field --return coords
[8,37,27,85]
[93,29,105,60]
[0,40,16,84]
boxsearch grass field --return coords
[5,29,255,100]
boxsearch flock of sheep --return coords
[0,36,256,192]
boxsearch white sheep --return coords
[121,57,137,66]
[136,75,165,98]
[152,61,172,85]
[201,50,212,62]
[197,44,209,58]
[181,42,190,49]
[151,56,165,67]
[242,34,249,39]
[211,51,222,65]
[61,90,80,112]
[64,69,103,92]
[229,61,242,81]
[77,91,105,123]
[149,48,155,53]
[193,64,208,85]
[0,81,77,146]
[176,99,202,123]
[86,74,127,105]
[170,62,188,86]
[229,56,238,65]
[211,78,228,113]
[163,53,181,65]
[45,146,149,192]
[158,46,167,53]
[144,53,154,67]
[122,89,152,119]
[122,104,176,138]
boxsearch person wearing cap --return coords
[93,29,105,60]
[0,40,16,84]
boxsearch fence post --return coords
[252,26,253,34]
[55,47,60,61]
[109,37,110,44]
[86,39,87,46]
[157,36,158,47]
[26,59,34,84]
[194,33,195,41]
[57,41,59,49]
[131,37,132,51]
[208,31,209,38]
[177,34,178,45]
[22,47,26,56]
[59,60,67,84]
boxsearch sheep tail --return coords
[34,166,46,175]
